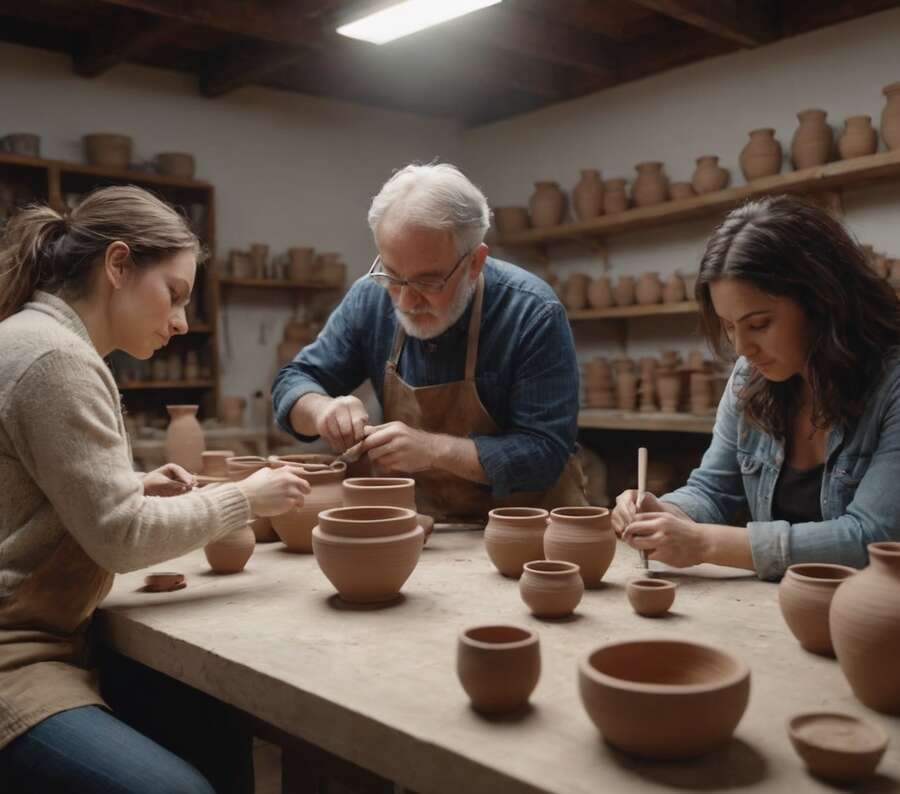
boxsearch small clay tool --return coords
[637,446,649,571]
[144,572,186,592]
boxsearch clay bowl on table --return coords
[457,625,540,715]
[626,577,677,616]
[578,639,750,759]
[341,477,434,541]
[788,712,888,782]
[519,560,584,618]
[311,506,424,604]
[778,563,856,656]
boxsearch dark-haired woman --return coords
[0,186,309,793]
[612,195,900,580]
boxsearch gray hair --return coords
[367,163,490,256]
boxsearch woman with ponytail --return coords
[0,186,309,793]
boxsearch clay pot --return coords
[229,250,254,279]
[830,541,900,713]
[492,206,531,235]
[544,507,615,588]
[2,133,40,157]
[164,405,204,473]
[612,275,636,307]
[529,182,565,227]
[311,506,424,603]
[657,373,681,413]
[778,563,856,656]
[572,169,604,221]
[602,179,629,214]
[635,272,663,305]
[204,525,255,574]
[562,273,591,311]
[788,712,888,782]
[690,372,714,414]
[249,244,269,278]
[631,162,669,207]
[587,276,613,309]
[225,456,278,542]
[881,81,900,150]
[791,109,834,169]
[740,128,783,181]
[616,371,637,411]
[287,247,315,282]
[220,395,246,427]
[84,133,132,169]
[691,156,730,194]
[484,507,549,578]
[578,639,750,759]
[838,116,878,160]
[341,477,433,541]
[519,561,583,618]
[201,450,235,478]
[662,272,686,303]
[270,459,346,552]
[669,182,696,200]
[626,577,677,616]
[156,152,195,178]
[457,625,540,714]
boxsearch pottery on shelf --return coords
[578,639,750,759]
[691,155,730,194]
[287,247,315,282]
[544,506,615,588]
[657,373,681,413]
[2,133,40,157]
[229,249,254,279]
[740,128,783,181]
[311,506,424,603]
[529,182,566,227]
[631,162,669,207]
[791,109,834,169]
[270,458,347,552]
[84,133,132,168]
[341,477,433,541]
[484,507,549,578]
[635,272,663,305]
[616,371,638,411]
[778,563,856,656]
[519,561,584,618]
[662,272,686,303]
[602,179,629,214]
[830,541,900,713]
[838,116,879,160]
[164,404,204,473]
[156,152,195,178]
[787,712,888,782]
[626,577,677,616]
[457,625,540,714]
[492,207,531,235]
[612,275,636,307]
[669,182,696,200]
[562,273,591,311]
[587,276,613,309]
[572,169,604,221]
[204,525,255,574]
[881,81,900,150]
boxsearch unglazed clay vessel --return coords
[204,525,255,574]
[778,563,856,656]
[658,373,681,412]
[587,276,613,309]
[740,128,782,180]
[563,273,591,311]
[578,639,750,759]
[602,179,629,214]
[612,275,636,306]
[457,625,540,714]
[529,181,565,227]
[787,711,888,782]
[341,477,433,541]
[225,456,278,542]
[572,169,604,221]
[631,162,669,207]
[519,561,584,618]
[84,133,132,168]
[838,116,878,159]
[669,182,696,200]
[493,207,530,235]
[484,507,549,578]
[312,506,424,603]
[830,542,900,713]
[662,272,686,303]
[156,152,195,178]
[164,405,204,473]
[270,459,346,552]
[616,371,637,411]
[626,578,677,616]
[881,81,900,150]
[544,507,615,588]
[791,109,834,169]
[635,272,663,305]
[691,155,729,194]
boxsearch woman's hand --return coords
[621,512,711,568]
[143,464,195,497]
[237,466,311,516]
[611,490,677,536]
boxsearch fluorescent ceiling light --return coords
[337,0,502,45]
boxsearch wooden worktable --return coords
[97,530,900,794]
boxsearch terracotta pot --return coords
[457,625,540,714]
[156,152,195,178]
[612,275,636,307]
[544,507,615,588]
[572,169,604,221]
[563,273,591,311]
[229,250,254,279]
[204,525,255,574]
[778,563,856,656]
[631,162,669,207]
[690,372,714,414]
[225,456,278,542]
[286,247,314,282]
[662,272,686,303]
[84,133,132,168]
[270,459,346,552]
[635,272,663,305]
[602,179,629,214]
[220,395,246,427]
[578,639,750,759]
[838,116,878,160]
[830,541,900,713]
[201,450,235,478]
[248,244,269,278]
[787,712,888,782]
[529,182,565,227]
[881,81,900,150]
[669,182,696,200]
[518,561,584,618]
[484,507,549,578]
[341,477,433,541]
[691,156,729,194]
[740,128,783,181]
[587,276,613,309]
[492,206,531,236]
[164,405,204,473]
[311,506,424,603]
[616,371,637,411]
[2,133,40,157]
[626,577,677,616]
[658,373,681,412]
[791,109,834,169]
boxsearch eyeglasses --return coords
[367,248,473,295]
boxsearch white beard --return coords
[394,270,477,341]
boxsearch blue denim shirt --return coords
[272,258,580,498]
[661,356,900,580]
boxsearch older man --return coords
[272,163,585,521]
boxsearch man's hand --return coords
[314,395,369,453]
[143,463,195,497]
[362,421,436,473]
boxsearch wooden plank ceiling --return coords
[1,0,898,126]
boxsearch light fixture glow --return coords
[337,0,502,45]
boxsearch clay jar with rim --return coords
[493,207,530,235]
[830,541,900,713]
[787,711,889,782]
[164,404,204,473]
[204,525,256,574]
[572,169,604,221]
[635,272,663,305]
[269,458,346,552]
[662,272,686,303]
[778,563,856,656]
[579,639,750,759]
[311,506,424,603]
[587,276,613,309]
[612,275,636,307]
[529,182,565,227]
[563,273,591,311]
[691,155,729,194]
[226,456,278,542]
[740,128,782,181]
[881,81,900,150]
[457,625,540,714]
[602,179,629,214]
[627,577,677,616]
[631,162,669,207]
[791,109,834,169]
[484,507,549,578]
[341,477,433,542]
[544,507,615,588]
[838,116,879,159]
[519,560,584,618]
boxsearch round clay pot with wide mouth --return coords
[484,507,549,578]
[341,476,433,541]
[269,458,346,552]
[626,577,677,616]
[204,525,256,574]
[519,560,584,618]
[778,563,856,656]
[544,507,615,588]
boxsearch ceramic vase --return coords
[341,477,433,541]
[587,276,613,309]
[662,272,686,303]
[838,116,879,159]
[691,156,730,194]
[572,169,604,221]
[612,275,636,307]
[493,207,530,235]
[791,109,834,169]
[739,128,782,181]
[204,525,255,574]
[270,459,346,552]
[778,563,856,656]
[484,507,549,578]
[881,81,900,150]
[519,561,584,618]
[631,162,669,207]
[635,272,663,305]
[164,405,204,473]
[529,182,565,227]
[563,273,591,311]
[457,625,540,714]
[544,507,615,588]
[602,179,629,214]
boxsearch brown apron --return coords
[382,275,587,522]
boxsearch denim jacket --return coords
[661,356,900,580]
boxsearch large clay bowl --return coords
[578,639,750,759]
[778,563,855,656]
[457,625,540,714]
[788,712,888,781]
[312,506,424,603]
[342,477,434,541]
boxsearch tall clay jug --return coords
[529,182,565,227]
[791,109,833,169]
[739,128,782,181]
[164,405,204,473]
[572,169,604,221]
[880,82,900,150]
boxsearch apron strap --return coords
[464,275,485,382]
[387,315,406,371]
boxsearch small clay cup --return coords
[788,712,888,782]
[457,625,540,714]
[144,572,185,592]
[778,563,856,656]
[626,577,676,616]
[519,560,584,618]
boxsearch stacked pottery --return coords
[493,207,530,235]
[635,272,663,305]
[562,273,591,311]
[739,128,783,181]
[657,353,682,413]
[529,182,565,227]
[616,370,638,411]
[582,357,615,409]
[638,357,658,413]
[269,458,346,552]
[341,476,433,542]
[631,162,669,207]
[791,109,834,169]
[484,507,549,578]
[317,254,346,287]
[691,156,730,194]
[287,247,315,282]
[226,456,278,542]
[838,116,878,159]
[603,179,629,214]
[572,169,604,221]
[164,405,204,473]
[830,542,900,713]
[778,563,856,656]
[612,275,636,307]
[690,372,715,415]
[627,578,677,616]
[544,507,615,588]
[662,272,686,303]
[587,276,613,309]
[519,561,584,618]
[881,81,900,150]
[669,182,696,200]
[312,506,424,603]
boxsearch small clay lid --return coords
[144,572,186,592]
[788,711,888,781]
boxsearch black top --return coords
[772,463,824,524]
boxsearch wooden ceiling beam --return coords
[623,0,777,47]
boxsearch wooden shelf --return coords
[118,380,216,391]
[217,276,341,290]
[568,301,699,321]
[578,409,714,433]
[497,149,900,246]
